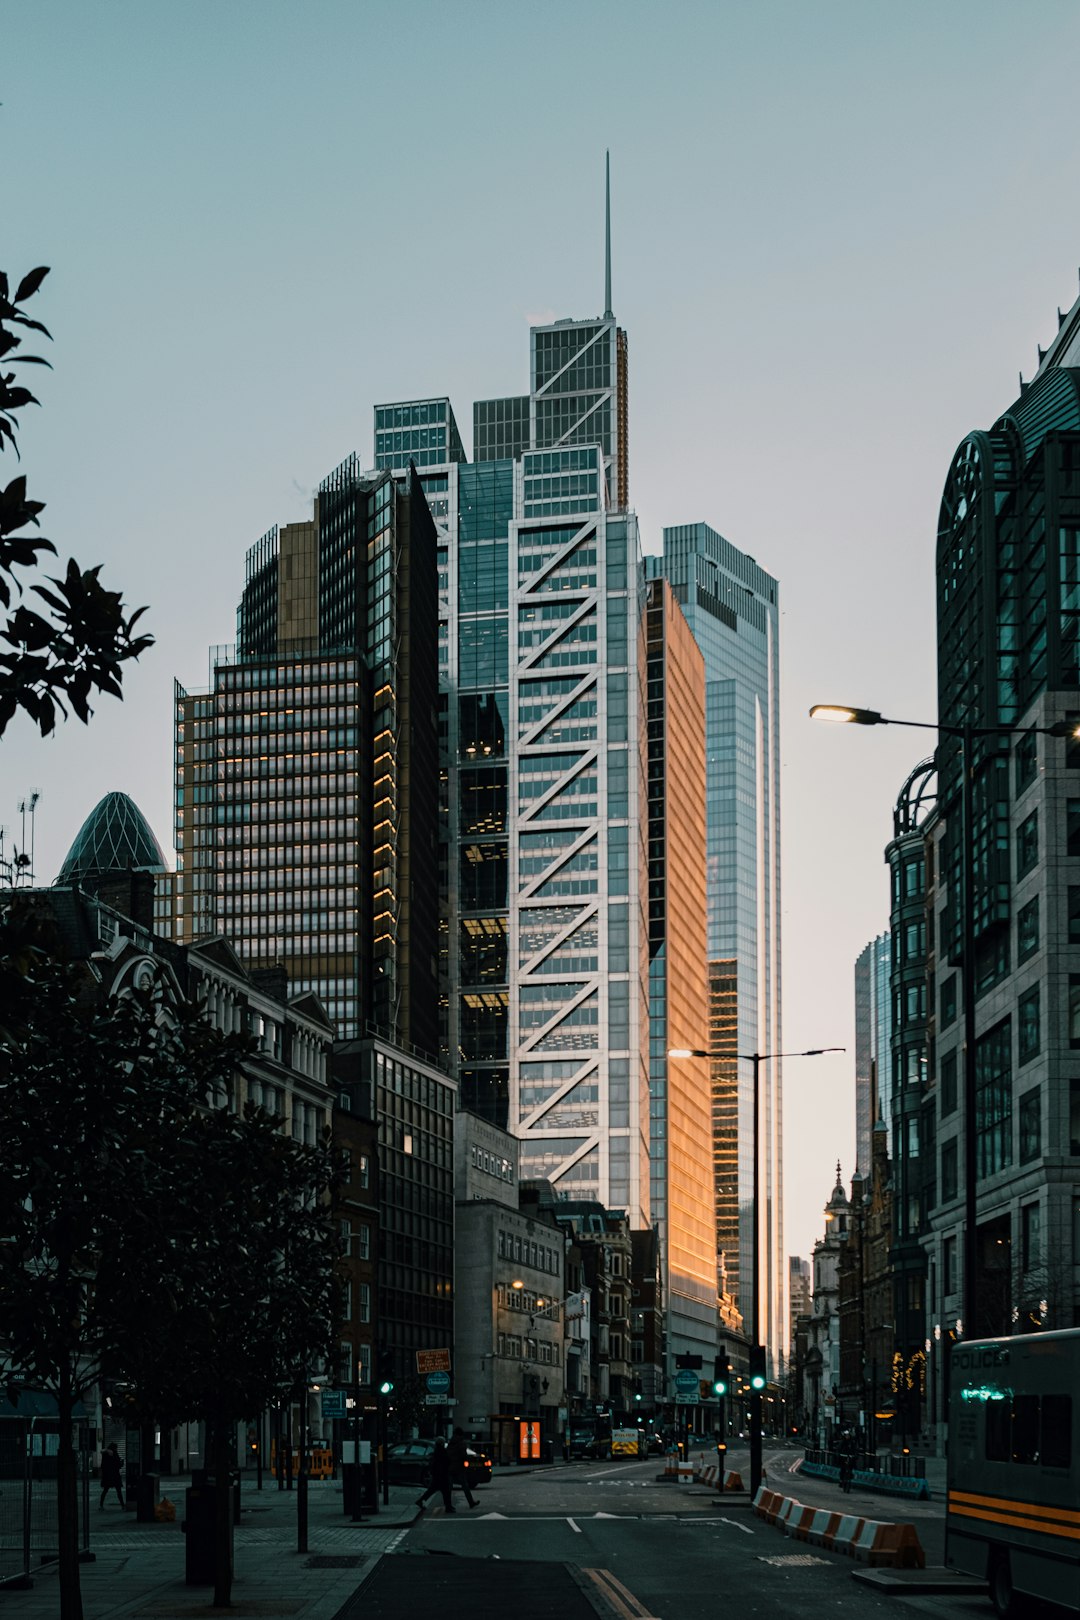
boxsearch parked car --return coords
[385,1438,492,1486]
[567,1431,601,1460]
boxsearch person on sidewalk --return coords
[99,1443,125,1509]
[446,1428,478,1509]
[416,1438,453,1512]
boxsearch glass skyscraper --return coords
[647,525,783,1361]
[854,931,893,1170]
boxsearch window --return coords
[1070,800,1080,858]
[1069,977,1080,1047]
[1070,887,1080,944]
[985,1397,1009,1461]
[339,1219,352,1254]
[940,1050,958,1117]
[1015,729,1038,794]
[358,1154,370,1189]
[975,1017,1012,1178]
[358,1283,371,1323]
[1021,1202,1042,1272]
[1012,1395,1040,1465]
[943,1235,958,1295]
[357,1225,370,1261]
[358,1344,371,1386]
[941,1140,958,1202]
[903,857,925,899]
[1017,811,1038,878]
[1019,1088,1041,1163]
[1017,896,1039,963]
[1018,986,1040,1064]
[1071,1078,1080,1156]
[1042,1397,1073,1468]
[940,975,957,1028]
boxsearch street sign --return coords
[416,1348,452,1375]
[675,1369,699,1394]
[424,1395,457,1406]
[426,1370,451,1395]
[320,1390,347,1420]
[675,1393,697,1405]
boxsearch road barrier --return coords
[751,1485,925,1569]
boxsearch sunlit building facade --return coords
[647,525,783,1363]
[645,578,716,1363]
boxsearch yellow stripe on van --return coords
[949,1492,1080,1540]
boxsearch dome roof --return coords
[57,792,167,883]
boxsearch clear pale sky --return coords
[5,0,1080,1266]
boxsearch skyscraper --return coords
[853,931,892,1170]
[647,524,783,1360]
[645,577,716,1362]
[173,460,440,1054]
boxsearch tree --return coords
[108,1096,339,1608]
[1,267,152,736]
[0,950,209,1620]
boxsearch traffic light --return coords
[749,1344,766,1392]
[378,1378,394,1396]
[712,1354,729,1397]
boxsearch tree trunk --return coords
[56,1375,84,1620]
[212,1420,234,1608]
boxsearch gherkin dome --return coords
[57,792,167,884]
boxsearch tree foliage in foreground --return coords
[1,266,152,736]
[0,929,339,1614]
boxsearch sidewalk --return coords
[2,1475,420,1619]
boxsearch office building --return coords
[647,525,783,1362]
[644,577,716,1365]
[853,931,892,1170]
[173,461,440,1056]
[924,285,1080,1381]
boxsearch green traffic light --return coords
[750,1374,765,1391]
[713,1380,727,1396]
[379,1379,394,1396]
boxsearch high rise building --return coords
[647,525,783,1362]
[923,289,1080,1367]
[173,460,440,1055]
[645,577,716,1363]
[853,931,892,1170]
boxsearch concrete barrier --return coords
[754,1485,925,1570]
[803,1507,842,1549]
[831,1513,867,1555]
[785,1503,816,1541]
[724,1471,744,1491]
[852,1519,925,1568]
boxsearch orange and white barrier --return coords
[752,1486,924,1569]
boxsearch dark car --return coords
[567,1431,601,1460]
[385,1438,492,1486]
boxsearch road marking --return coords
[718,1518,755,1535]
[567,1517,582,1533]
[582,1567,660,1620]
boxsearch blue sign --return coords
[426,1370,451,1394]
[675,1369,699,1394]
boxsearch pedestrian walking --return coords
[446,1427,478,1509]
[838,1450,854,1495]
[416,1438,453,1512]
[99,1443,125,1509]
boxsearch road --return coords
[390,1443,975,1620]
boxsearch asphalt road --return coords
[394,1446,977,1620]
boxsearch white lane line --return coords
[567,1517,582,1533]
[718,1517,755,1535]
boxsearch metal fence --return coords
[0,1415,91,1589]
[803,1445,926,1478]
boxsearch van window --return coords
[1041,1395,1072,1468]
[1012,1395,1040,1464]
[986,1398,1010,1461]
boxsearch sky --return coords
[5,0,1080,1267]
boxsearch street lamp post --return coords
[810,703,1075,1344]
[670,1044,843,1496]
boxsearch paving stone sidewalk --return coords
[1,1477,418,1619]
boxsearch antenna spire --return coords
[603,150,613,320]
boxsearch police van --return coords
[947,1328,1080,1616]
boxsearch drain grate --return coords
[307,1554,366,1569]
[757,1554,830,1567]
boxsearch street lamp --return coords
[670,1044,844,1495]
[810,702,1076,1343]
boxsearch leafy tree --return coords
[1,267,152,735]
[107,1095,339,1607]
[0,948,209,1620]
